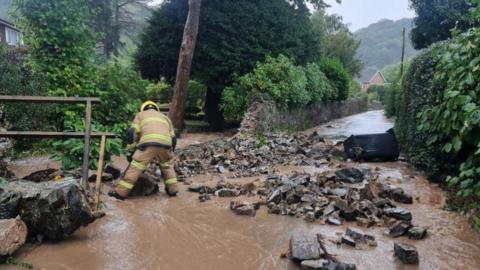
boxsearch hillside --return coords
[0,0,13,22]
[355,18,418,82]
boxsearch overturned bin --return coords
[343,128,399,161]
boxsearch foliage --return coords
[367,85,389,102]
[14,0,98,99]
[311,10,363,77]
[318,58,350,101]
[395,46,456,181]
[383,80,401,118]
[221,55,309,123]
[146,81,173,103]
[304,63,335,104]
[145,80,206,117]
[0,46,56,151]
[409,0,477,49]
[419,17,480,196]
[135,0,320,127]
[355,18,418,82]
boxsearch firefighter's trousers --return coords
[116,146,177,197]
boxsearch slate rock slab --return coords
[335,168,364,184]
[394,242,419,264]
[290,233,323,261]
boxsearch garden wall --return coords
[238,96,368,134]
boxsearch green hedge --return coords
[395,47,457,181]
[221,55,346,123]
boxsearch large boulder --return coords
[0,217,28,262]
[0,189,22,219]
[3,178,96,241]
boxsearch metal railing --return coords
[0,95,115,188]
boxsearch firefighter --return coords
[108,101,178,200]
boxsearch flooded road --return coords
[5,111,480,270]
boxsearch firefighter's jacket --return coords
[128,109,176,150]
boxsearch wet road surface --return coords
[5,110,480,270]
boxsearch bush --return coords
[0,46,56,152]
[394,47,456,180]
[318,58,351,101]
[367,84,389,102]
[146,81,173,103]
[145,80,206,118]
[419,24,480,197]
[304,63,335,104]
[221,55,309,123]
[53,63,149,170]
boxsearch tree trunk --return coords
[168,0,202,130]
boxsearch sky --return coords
[324,0,415,31]
[149,0,415,32]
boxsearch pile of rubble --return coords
[263,168,427,239]
[173,131,342,179]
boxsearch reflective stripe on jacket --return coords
[130,110,175,148]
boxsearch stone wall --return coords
[239,96,368,134]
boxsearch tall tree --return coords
[169,0,202,130]
[410,0,476,49]
[135,0,319,128]
[311,9,363,77]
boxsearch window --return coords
[5,27,21,46]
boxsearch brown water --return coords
[5,111,480,270]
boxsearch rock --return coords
[341,235,356,247]
[0,190,22,219]
[217,165,226,173]
[384,208,412,221]
[104,164,122,179]
[215,188,240,197]
[326,217,342,226]
[188,183,215,194]
[390,188,413,204]
[0,217,27,261]
[335,168,364,184]
[130,174,159,197]
[333,262,357,270]
[289,233,323,261]
[394,242,419,264]
[388,221,411,238]
[345,227,364,241]
[6,179,96,241]
[267,189,282,204]
[360,182,381,200]
[408,227,427,240]
[300,259,329,270]
[230,201,259,216]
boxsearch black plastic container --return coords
[343,128,400,161]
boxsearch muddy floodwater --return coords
[5,111,480,270]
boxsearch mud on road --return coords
[5,111,480,270]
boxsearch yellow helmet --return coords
[140,101,159,112]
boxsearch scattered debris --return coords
[394,242,419,265]
[104,164,122,179]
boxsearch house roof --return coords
[0,18,19,32]
[367,71,387,84]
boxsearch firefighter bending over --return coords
[109,101,178,200]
